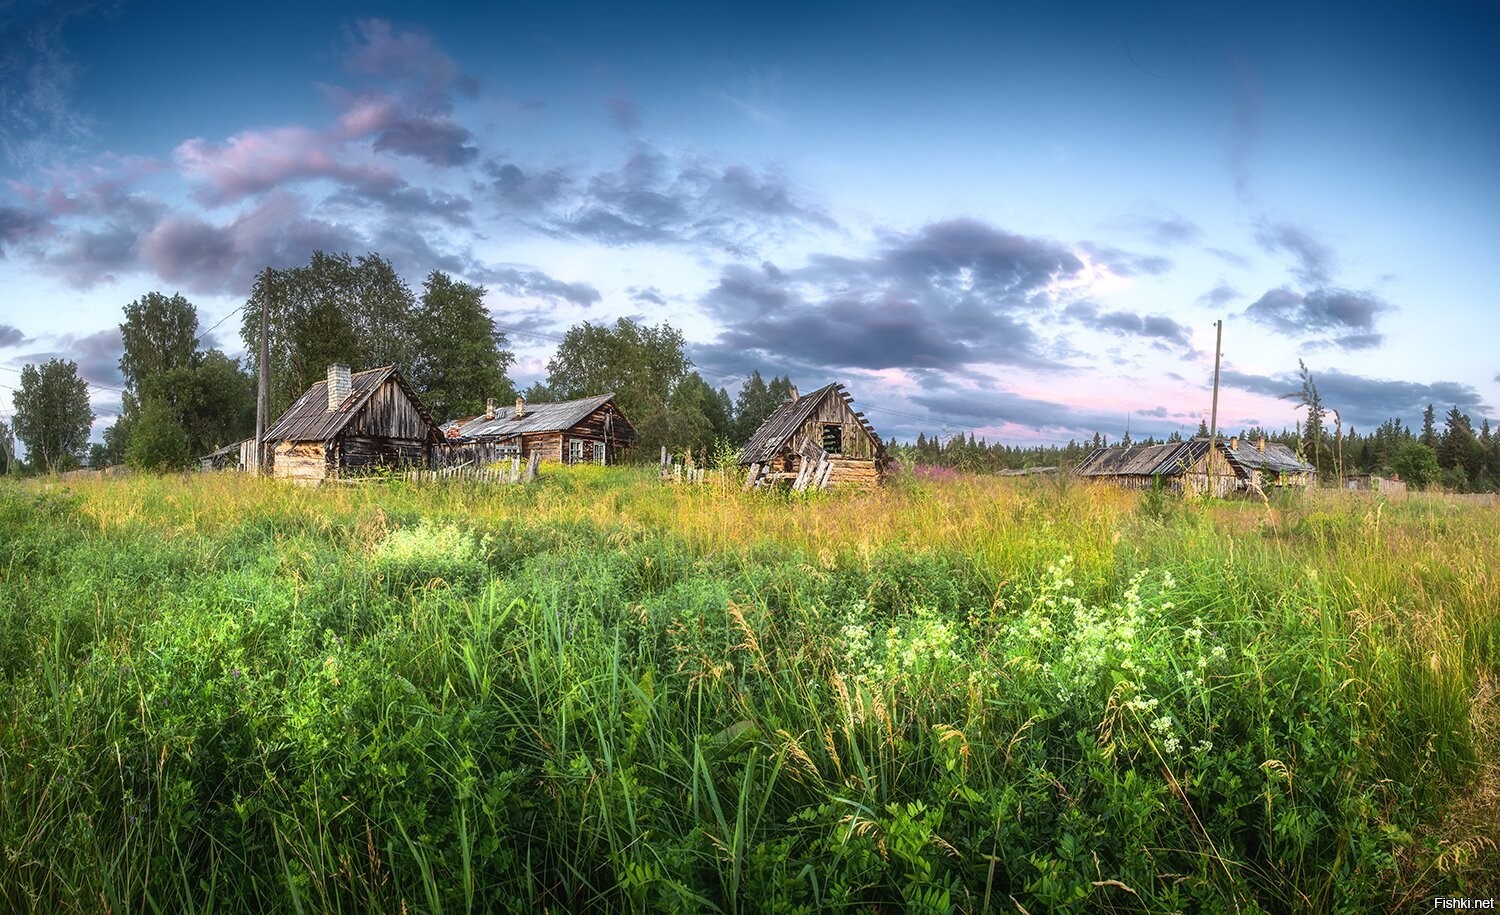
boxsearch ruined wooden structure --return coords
[1074,436,1316,496]
[263,364,442,485]
[739,383,887,490]
[440,394,638,466]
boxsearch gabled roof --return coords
[1226,440,1316,475]
[1074,438,1249,479]
[265,366,440,443]
[739,382,884,465]
[451,392,637,441]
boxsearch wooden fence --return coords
[399,452,540,484]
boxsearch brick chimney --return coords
[1230,436,1239,451]
[1257,436,1267,453]
[515,396,526,419]
[485,398,495,420]
[327,364,351,412]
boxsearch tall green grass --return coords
[0,470,1495,912]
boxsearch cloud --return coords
[1244,285,1389,348]
[1196,282,1239,308]
[0,203,51,253]
[1063,302,1195,352]
[1221,366,1488,429]
[486,160,572,210]
[1079,241,1172,277]
[605,96,641,131]
[485,267,601,308]
[0,0,111,167]
[334,20,478,166]
[628,285,667,306]
[1254,220,1334,286]
[1205,247,1250,268]
[138,192,363,295]
[0,324,27,347]
[551,146,835,254]
[174,127,404,206]
[694,220,1086,378]
[18,326,125,388]
[1139,213,1201,246]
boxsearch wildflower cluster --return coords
[839,600,966,691]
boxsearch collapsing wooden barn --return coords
[739,383,887,490]
[1073,438,1242,497]
[263,364,443,485]
[440,394,638,466]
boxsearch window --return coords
[569,438,585,464]
[595,443,607,465]
[822,423,843,454]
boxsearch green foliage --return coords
[12,358,94,472]
[1393,441,1439,489]
[410,270,516,422]
[125,397,192,471]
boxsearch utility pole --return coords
[253,270,271,474]
[1208,319,1223,497]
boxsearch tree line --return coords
[3,250,802,473]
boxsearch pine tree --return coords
[1420,404,1438,448]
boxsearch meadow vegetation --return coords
[0,468,1496,912]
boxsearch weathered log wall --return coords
[272,441,328,485]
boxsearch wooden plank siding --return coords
[267,369,442,484]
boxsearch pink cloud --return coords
[174,127,403,206]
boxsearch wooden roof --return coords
[739,382,884,465]
[450,392,638,443]
[1225,440,1316,474]
[265,365,441,443]
[1074,438,1238,478]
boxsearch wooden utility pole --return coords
[1208,319,1223,497]
[253,271,271,474]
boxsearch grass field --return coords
[1,467,1496,913]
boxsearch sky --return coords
[2,0,1498,450]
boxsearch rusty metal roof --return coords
[450,393,638,443]
[265,365,440,443]
[739,383,885,465]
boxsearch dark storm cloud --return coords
[1244,285,1389,348]
[1254,221,1334,286]
[0,204,50,252]
[485,268,600,308]
[1221,367,1488,429]
[485,160,572,210]
[368,112,477,166]
[695,220,1085,377]
[45,220,141,288]
[1079,241,1172,277]
[605,96,641,131]
[19,327,125,388]
[0,324,27,347]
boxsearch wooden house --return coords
[739,383,886,489]
[1074,436,1317,496]
[264,364,442,485]
[1223,436,1317,490]
[1073,438,1243,497]
[440,394,638,466]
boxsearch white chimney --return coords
[515,396,526,419]
[327,364,351,412]
[485,398,495,420]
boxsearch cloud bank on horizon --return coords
[1,1,1496,445]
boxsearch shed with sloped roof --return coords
[1073,438,1244,497]
[739,383,887,489]
[441,393,638,466]
[264,364,442,484]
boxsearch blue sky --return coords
[2,0,1497,447]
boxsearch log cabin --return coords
[440,393,638,466]
[739,383,887,489]
[264,364,443,485]
[1073,436,1315,496]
